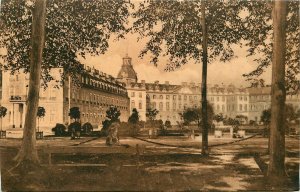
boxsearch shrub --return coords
[52,123,67,136]
[165,120,172,128]
[68,121,81,132]
[82,122,93,134]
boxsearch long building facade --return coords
[1,55,299,135]
[117,55,300,125]
[0,67,129,135]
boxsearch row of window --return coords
[82,76,126,95]
[148,94,252,102]
[71,90,127,107]
[131,92,143,98]
[151,94,200,101]
[131,100,143,110]
[150,102,200,111]
[250,95,270,100]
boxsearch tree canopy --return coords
[241,1,299,94]
[128,108,139,124]
[105,105,121,123]
[180,104,214,126]
[0,106,7,118]
[0,0,131,87]
[146,108,159,121]
[36,106,46,118]
[69,107,80,121]
[132,0,245,69]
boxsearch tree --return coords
[238,1,298,178]
[0,106,7,131]
[285,104,297,125]
[180,108,201,126]
[261,105,296,136]
[241,1,299,94]
[12,0,47,165]
[268,1,288,179]
[36,106,46,132]
[146,108,159,122]
[1,0,131,166]
[69,107,80,122]
[261,109,271,126]
[128,108,139,124]
[128,108,140,136]
[223,117,239,126]
[102,106,121,135]
[132,0,245,155]
[181,104,214,129]
[213,114,224,123]
[106,106,121,123]
[164,120,171,128]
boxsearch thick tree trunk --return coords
[268,1,287,179]
[200,0,209,155]
[14,0,46,164]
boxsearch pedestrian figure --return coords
[106,122,120,145]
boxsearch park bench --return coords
[43,144,145,166]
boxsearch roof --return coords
[247,87,271,95]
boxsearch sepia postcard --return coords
[0,0,299,191]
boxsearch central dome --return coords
[117,54,138,84]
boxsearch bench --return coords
[43,144,145,166]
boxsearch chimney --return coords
[154,80,159,84]
[141,80,146,84]
[165,81,169,85]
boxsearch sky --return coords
[78,32,272,87]
[0,0,272,87]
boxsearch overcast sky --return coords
[78,32,271,87]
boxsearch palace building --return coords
[117,55,300,125]
[1,54,299,137]
[0,67,129,135]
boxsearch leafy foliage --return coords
[241,1,299,94]
[52,123,67,136]
[180,104,214,126]
[132,0,245,69]
[213,114,224,122]
[69,107,80,121]
[285,104,298,124]
[36,106,46,118]
[261,104,298,126]
[164,120,171,128]
[146,108,159,121]
[0,0,131,87]
[101,106,121,136]
[128,108,139,124]
[223,117,240,126]
[0,106,7,131]
[105,105,121,122]
[0,106,7,118]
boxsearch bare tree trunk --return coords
[201,0,209,155]
[268,1,287,179]
[14,0,47,164]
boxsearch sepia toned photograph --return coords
[0,0,299,191]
